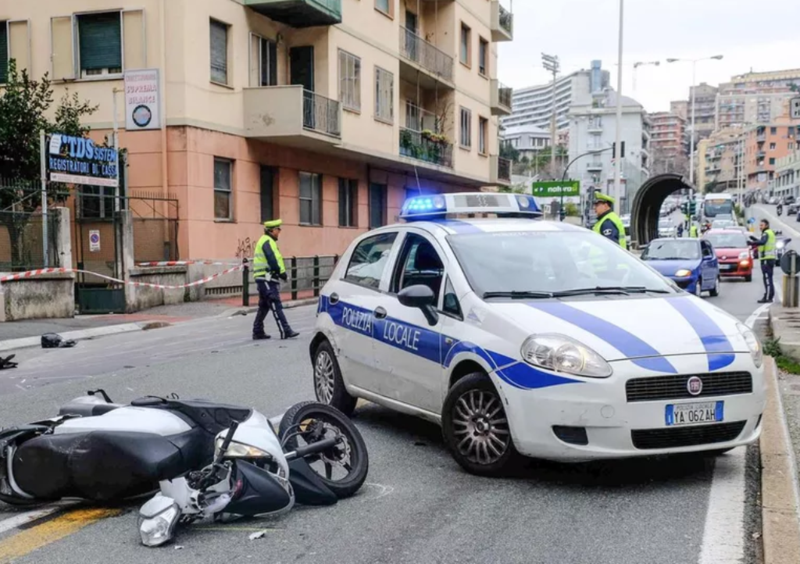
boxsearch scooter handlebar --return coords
[213,420,240,466]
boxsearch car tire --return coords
[313,340,357,416]
[694,278,703,297]
[709,275,720,297]
[441,373,522,477]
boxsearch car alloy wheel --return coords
[695,278,703,297]
[452,388,511,466]
[314,349,336,405]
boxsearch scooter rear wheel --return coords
[279,402,368,499]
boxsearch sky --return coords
[497,0,800,113]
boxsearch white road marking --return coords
[0,504,68,534]
[745,303,771,329]
[698,447,747,564]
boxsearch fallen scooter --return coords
[0,391,368,547]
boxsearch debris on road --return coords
[249,530,267,541]
[41,333,76,349]
[0,354,18,370]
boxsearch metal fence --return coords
[399,128,454,168]
[303,90,341,138]
[0,211,58,271]
[129,193,179,263]
[399,27,454,82]
[242,255,339,305]
[498,82,513,110]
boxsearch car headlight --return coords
[777,241,785,249]
[737,323,762,368]
[739,252,750,260]
[675,269,692,277]
[521,334,612,378]
[214,438,271,459]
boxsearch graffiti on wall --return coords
[235,237,253,259]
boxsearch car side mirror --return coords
[398,285,439,326]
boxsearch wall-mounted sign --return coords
[124,69,161,130]
[89,230,101,252]
[47,134,119,187]
[532,181,580,198]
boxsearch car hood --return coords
[489,295,749,371]
[714,247,748,259]
[641,259,699,276]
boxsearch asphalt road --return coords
[0,250,773,564]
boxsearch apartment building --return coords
[715,68,800,130]
[688,83,718,144]
[670,100,688,121]
[771,151,800,199]
[0,0,514,259]
[650,112,686,157]
[745,119,800,190]
[701,127,746,193]
[500,124,551,160]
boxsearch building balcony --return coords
[491,80,512,116]
[587,162,603,171]
[490,155,511,185]
[399,27,454,90]
[243,0,341,27]
[588,122,603,133]
[243,86,341,146]
[490,1,514,42]
[399,127,453,169]
[757,133,766,142]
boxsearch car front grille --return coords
[631,421,746,450]
[626,372,752,402]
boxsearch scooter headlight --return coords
[737,323,763,369]
[521,333,612,378]
[138,503,180,547]
[214,438,270,459]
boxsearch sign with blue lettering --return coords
[46,133,119,188]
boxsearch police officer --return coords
[592,193,627,249]
[749,219,776,304]
[689,222,699,238]
[252,219,299,340]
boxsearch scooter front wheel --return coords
[279,402,368,499]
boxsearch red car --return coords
[703,229,753,281]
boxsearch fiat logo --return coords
[687,376,703,396]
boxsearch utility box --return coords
[781,251,799,308]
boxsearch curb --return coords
[0,322,153,353]
[760,356,800,564]
[220,297,319,318]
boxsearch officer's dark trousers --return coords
[253,279,291,336]
[761,259,776,301]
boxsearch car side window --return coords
[391,233,445,302]
[442,277,462,319]
[344,232,398,289]
[701,241,713,258]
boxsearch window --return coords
[770,142,776,150]
[375,67,394,123]
[375,0,391,15]
[478,37,488,76]
[344,232,398,289]
[339,50,361,112]
[79,186,117,220]
[250,35,277,87]
[369,183,387,228]
[78,12,122,77]
[460,107,472,149]
[214,158,233,220]
[478,116,488,155]
[210,19,229,85]
[299,172,322,225]
[339,178,358,227]
[442,278,462,318]
[0,23,7,83]
[260,166,275,222]
[460,23,471,66]
[771,127,777,134]
[769,158,776,165]
[392,234,445,302]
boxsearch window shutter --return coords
[0,24,7,83]
[78,12,122,71]
[122,10,145,69]
[249,34,259,87]
[8,21,31,75]
[210,20,228,84]
[268,41,277,86]
[50,16,75,80]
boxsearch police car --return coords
[310,193,765,476]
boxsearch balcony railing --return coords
[499,4,513,35]
[497,156,511,182]
[244,0,342,27]
[399,127,453,168]
[399,27,454,83]
[491,2,513,41]
[303,90,340,138]
[405,102,440,133]
[498,83,512,109]
[587,162,603,170]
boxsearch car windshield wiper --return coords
[552,286,671,297]
[482,290,554,300]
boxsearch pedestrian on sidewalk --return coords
[749,218,776,304]
[251,220,299,340]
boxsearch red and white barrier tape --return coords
[135,260,242,267]
[0,265,245,290]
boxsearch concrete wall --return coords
[125,266,187,312]
[0,274,75,322]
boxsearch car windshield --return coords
[704,200,733,217]
[641,240,701,261]
[705,232,748,248]
[446,230,676,297]
[659,220,672,228]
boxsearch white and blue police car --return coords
[309,192,765,476]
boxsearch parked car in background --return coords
[711,218,737,230]
[703,229,753,282]
[658,219,677,238]
[640,238,721,297]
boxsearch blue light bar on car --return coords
[400,192,542,221]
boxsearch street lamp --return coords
[542,53,560,179]
[667,55,724,187]
[612,0,624,209]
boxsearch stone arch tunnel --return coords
[630,173,694,248]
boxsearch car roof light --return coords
[400,192,543,222]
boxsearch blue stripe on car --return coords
[527,302,678,374]
[666,297,736,371]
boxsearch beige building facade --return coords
[0,0,514,259]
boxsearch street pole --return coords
[542,53,560,181]
[613,0,624,207]
[112,88,122,213]
[689,61,697,186]
[39,131,48,267]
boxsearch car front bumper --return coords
[718,260,752,277]
[496,354,765,462]
[670,274,699,293]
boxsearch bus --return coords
[702,193,735,222]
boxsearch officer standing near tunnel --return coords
[592,193,627,249]
[252,219,299,340]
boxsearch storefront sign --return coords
[124,69,161,130]
[47,134,119,187]
[532,181,580,198]
[89,230,101,252]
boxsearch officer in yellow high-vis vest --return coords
[592,193,627,249]
[252,219,299,340]
[749,218,777,304]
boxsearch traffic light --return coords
[689,201,697,215]
[611,141,626,159]
[681,202,688,214]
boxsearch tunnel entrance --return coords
[630,173,694,248]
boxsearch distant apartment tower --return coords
[671,100,689,121]
[716,68,800,130]
[501,125,551,161]
[746,119,800,190]
[772,151,800,199]
[650,112,687,158]
[502,60,610,131]
[701,127,747,193]
[688,83,719,143]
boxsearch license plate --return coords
[720,264,735,271]
[665,401,723,426]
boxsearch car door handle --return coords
[329,292,340,305]
[374,307,387,319]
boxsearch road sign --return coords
[89,230,100,252]
[792,97,800,120]
[532,181,580,198]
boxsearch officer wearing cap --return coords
[252,219,299,340]
[592,193,627,249]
